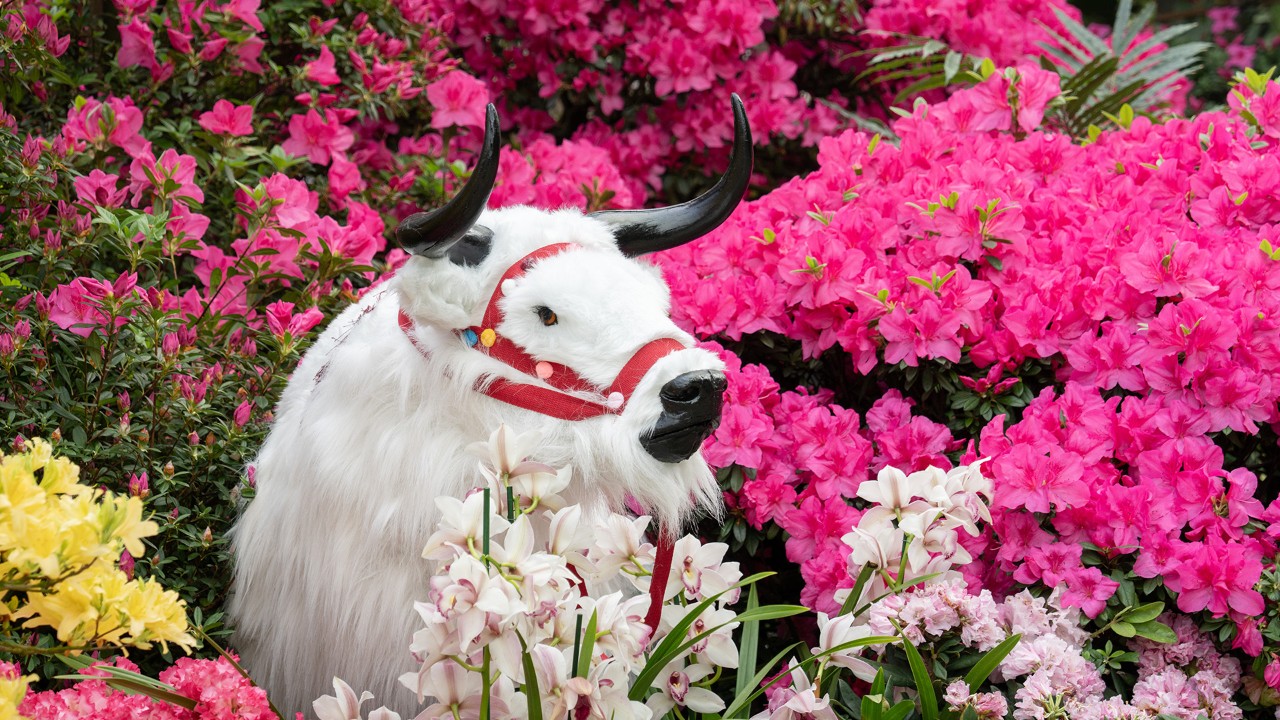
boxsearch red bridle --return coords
[398,243,686,421]
[397,242,682,633]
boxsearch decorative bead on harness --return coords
[398,242,684,633]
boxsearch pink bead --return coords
[535,361,554,380]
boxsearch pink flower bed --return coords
[663,70,1280,677]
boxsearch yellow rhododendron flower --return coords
[0,662,33,720]
[0,440,194,655]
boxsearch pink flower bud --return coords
[11,435,25,453]
[19,136,40,168]
[13,320,30,339]
[245,464,256,488]
[161,332,181,357]
[0,334,14,357]
[34,292,52,319]
[119,550,135,580]
[233,400,252,428]
[128,471,149,498]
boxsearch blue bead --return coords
[462,329,479,347]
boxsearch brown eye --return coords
[535,306,558,326]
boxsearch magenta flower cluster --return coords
[669,69,1280,668]
[19,656,273,719]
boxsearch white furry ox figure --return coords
[229,97,753,717]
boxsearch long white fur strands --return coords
[229,207,724,717]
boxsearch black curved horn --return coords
[396,104,500,258]
[590,94,753,257]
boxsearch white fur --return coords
[229,207,724,717]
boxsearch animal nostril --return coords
[659,370,727,410]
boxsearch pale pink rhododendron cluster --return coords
[666,67,1280,693]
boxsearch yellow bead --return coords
[480,328,497,347]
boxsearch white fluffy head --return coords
[394,206,724,532]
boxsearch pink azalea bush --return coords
[658,65,1280,706]
[6,0,1280,714]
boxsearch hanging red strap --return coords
[645,533,675,635]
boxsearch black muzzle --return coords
[640,370,727,463]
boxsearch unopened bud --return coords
[128,472,149,498]
[50,428,61,442]
[162,461,175,476]
[202,526,213,544]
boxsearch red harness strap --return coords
[647,536,675,634]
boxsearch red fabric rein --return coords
[397,243,683,635]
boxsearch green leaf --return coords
[963,633,1021,690]
[902,640,938,720]
[735,585,761,701]
[519,636,544,720]
[721,642,805,720]
[1132,620,1178,644]
[840,565,875,617]
[943,51,962,83]
[1124,601,1165,625]
[884,700,915,720]
[862,668,887,720]
[576,609,598,678]
[629,571,774,700]
[1112,621,1136,638]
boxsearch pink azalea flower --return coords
[993,444,1089,513]
[1164,539,1265,618]
[116,17,159,75]
[305,44,341,85]
[197,99,254,136]
[1058,566,1118,618]
[282,107,354,165]
[426,71,489,129]
[72,169,126,208]
[264,301,324,338]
